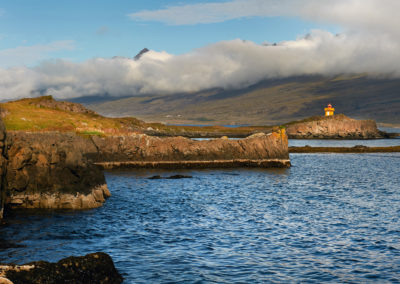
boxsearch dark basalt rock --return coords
[148,174,193,179]
[0,115,7,218]
[167,174,193,179]
[5,131,110,210]
[1,252,123,284]
[0,239,26,250]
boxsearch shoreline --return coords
[95,159,291,170]
[289,145,400,153]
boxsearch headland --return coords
[0,96,290,214]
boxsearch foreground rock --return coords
[0,252,123,284]
[91,131,290,169]
[5,132,110,210]
[285,114,385,139]
[0,118,7,218]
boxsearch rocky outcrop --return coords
[91,131,290,168]
[0,252,123,284]
[0,125,289,213]
[5,132,110,210]
[285,114,385,139]
[27,95,97,115]
[0,117,7,218]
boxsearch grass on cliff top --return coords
[0,96,145,136]
[0,96,274,136]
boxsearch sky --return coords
[0,0,399,100]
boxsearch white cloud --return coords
[129,0,400,37]
[1,30,400,101]
[0,1,400,101]
[0,40,75,68]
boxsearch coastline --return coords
[289,145,400,153]
[95,159,291,170]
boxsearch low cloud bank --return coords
[1,30,400,101]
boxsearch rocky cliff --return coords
[0,117,7,218]
[90,131,290,169]
[5,132,110,210]
[285,114,384,139]
[1,129,289,212]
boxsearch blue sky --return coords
[0,0,337,66]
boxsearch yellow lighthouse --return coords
[324,103,335,116]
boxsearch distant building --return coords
[324,104,335,116]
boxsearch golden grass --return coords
[0,97,144,136]
[0,97,273,137]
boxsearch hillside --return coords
[84,75,400,125]
[0,96,146,136]
[0,96,272,137]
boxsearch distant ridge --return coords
[85,75,400,125]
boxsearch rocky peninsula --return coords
[91,132,290,169]
[285,114,386,139]
[2,130,289,211]
[0,96,290,214]
[1,96,398,214]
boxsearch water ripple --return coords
[0,154,400,283]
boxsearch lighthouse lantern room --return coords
[324,103,335,116]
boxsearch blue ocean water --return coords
[1,153,400,283]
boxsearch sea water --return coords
[1,153,400,283]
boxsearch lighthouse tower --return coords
[324,104,335,116]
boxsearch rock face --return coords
[5,132,110,210]
[0,252,123,284]
[1,129,289,213]
[90,131,290,168]
[285,115,384,139]
[0,117,7,218]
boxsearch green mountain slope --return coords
[85,75,400,125]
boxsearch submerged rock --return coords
[148,174,193,179]
[0,252,123,284]
[167,174,193,179]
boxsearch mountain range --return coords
[77,74,400,126]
